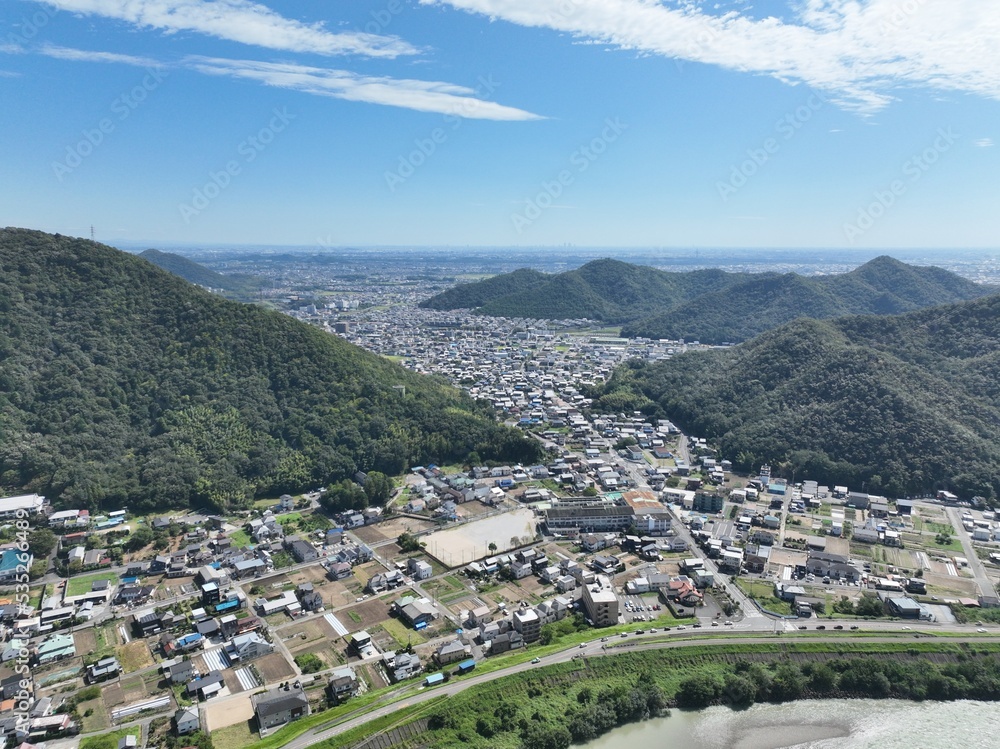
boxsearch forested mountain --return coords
[422,258,754,321]
[419,267,548,310]
[622,256,994,343]
[0,229,539,513]
[422,257,992,343]
[139,248,261,297]
[593,296,1000,501]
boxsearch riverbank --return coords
[322,640,1000,749]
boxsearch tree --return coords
[363,471,393,505]
[27,528,57,557]
[723,673,757,705]
[488,542,498,554]
[124,525,154,552]
[398,532,425,554]
[676,673,722,708]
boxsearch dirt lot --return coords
[422,509,537,568]
[283,618,337,652]
[339,597,394,630]
[352,517,436,545]
[284,565,329,586]
[824,537,851,556]
[204,693,255,732]
[102,682,125,708]
[256,652,297,682]
[74,629,97,654]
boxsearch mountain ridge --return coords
[0,228,539,512]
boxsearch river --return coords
[580,699,997,749]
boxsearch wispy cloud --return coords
[6,41,543,120]
[422,0,1000,111]
[186,57,544,120]
[43,0,418,58]
[974,137,994,147]
[40,43,159,67]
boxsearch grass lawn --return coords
[230,529,252,548]
[381,617,427,646]
[932,537,965,553]
[734,578,793,615]
[80,728,136,749]
[67,571,119,597]
[928,522,955,535]
[212,720,256,749]
[78,698,110,733]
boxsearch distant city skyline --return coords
[2,0,998,248]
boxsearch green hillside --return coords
[419,267,548,310]
[0,229,539,512]
[423,258,754,321]
[622,256,994,343]
[423,257,991,341]
[139,248,261,297]
[595,295,1000,501]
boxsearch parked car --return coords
[531,657,541,664]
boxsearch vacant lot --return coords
[117,640,153,673]
[74,628,98,654]
[283,618,335,652]
[256,652,297,682]
[339,597,393,630]
[205,694,255,733]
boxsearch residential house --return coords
[224,633,273,663]
[162,657,198,685]
[327,667,360,702]
[34,633,75,665]
[252,682,309,731]
[174,706,200,736]
[186,670,225,701]
[434,639,471,666]
[86,657,121,683]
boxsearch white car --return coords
[724,621,734,626]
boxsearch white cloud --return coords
[974,137,994,147]
[39,44,159,67]
[421,0,1000,111]
[43,0,417,58]
[186,57,544,120]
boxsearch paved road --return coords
[945,507,996,598]
[282,631,999,749]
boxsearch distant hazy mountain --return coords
[140,248,261,297]
[421,258,754,322]
[595,296,1000,500]
[422,256,994,343]
[622,256,995,343]
[0,229,539,512]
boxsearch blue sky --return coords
[1,0,998,249]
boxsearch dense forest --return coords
[419,268,549,311]
[422,257,992,343]
[421,258,753,321]
[139,248,262,298]
[592,296,1000,500]
[0,229,539,513]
